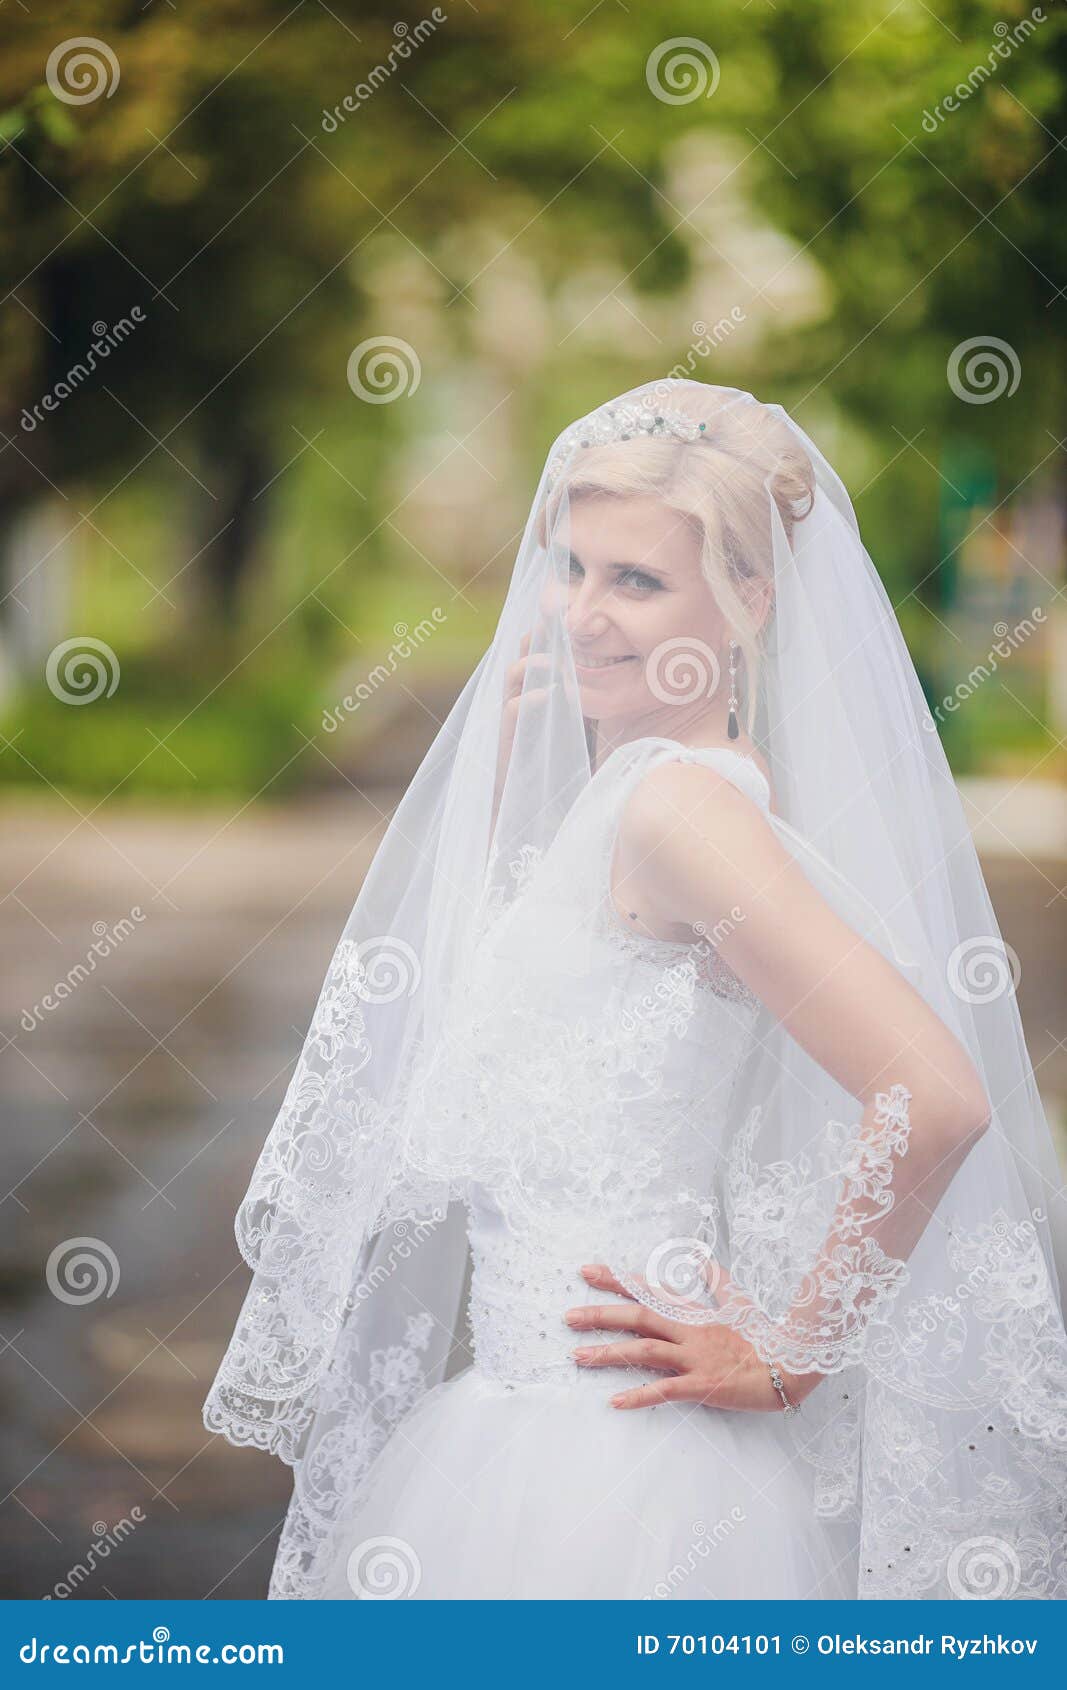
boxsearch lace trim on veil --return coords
[203,743,1067,1601]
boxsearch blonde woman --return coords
[205,380,1067,1602]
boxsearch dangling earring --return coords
[727,639,740,741]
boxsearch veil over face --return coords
[204,379,1067,1601]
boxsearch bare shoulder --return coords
[620,750,773,859]
[615,753,786,934]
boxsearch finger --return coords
[501,688,558,744]
[573,1339,682,1373]
[504,652,554,699]
[503,683,555,718]
[580,1264,644,1300]
[611,1377,695,1410]
[584,1262,718,1321]
[564,1302,679,1342]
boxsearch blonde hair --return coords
[542,389,815,731]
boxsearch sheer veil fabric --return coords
[203,379,1067,1600]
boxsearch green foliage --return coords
[1,0,1064,792]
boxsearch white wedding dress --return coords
[206,382,1067,1603]
[317,745,856,1600]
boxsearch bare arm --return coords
[579,761,991,1407]
[623,761,989,1136]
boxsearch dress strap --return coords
[665,744,772,813]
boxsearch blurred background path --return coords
[1,730,1065,1598]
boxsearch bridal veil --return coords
[203,379,1067,1600]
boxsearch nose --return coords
[564,575,611,640]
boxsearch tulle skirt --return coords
[317,1366,858,1600]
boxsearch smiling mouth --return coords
[573,653,636,670]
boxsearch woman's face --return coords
[545,493,728,722]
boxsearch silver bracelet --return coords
[769,1364,800,1416]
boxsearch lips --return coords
[573,653,635,670]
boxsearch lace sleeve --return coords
[614,1082,973,1378]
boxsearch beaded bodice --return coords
[458,744,768,1389]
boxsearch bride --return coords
[204,379,1067,1602]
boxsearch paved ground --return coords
[0,784,1064,1599]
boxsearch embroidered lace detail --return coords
[847,1378,1067,1598]
[202,937,449,1465]
[612,1085,915,1373]
[603,924,760,1009]
[265,1310,438,1599]
[205,742,1067,1603]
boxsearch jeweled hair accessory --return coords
[545,400,707,490]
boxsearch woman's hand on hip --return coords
[565,1264,817,1413]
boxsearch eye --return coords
[616,568,664,595]
[568,555,584,580]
